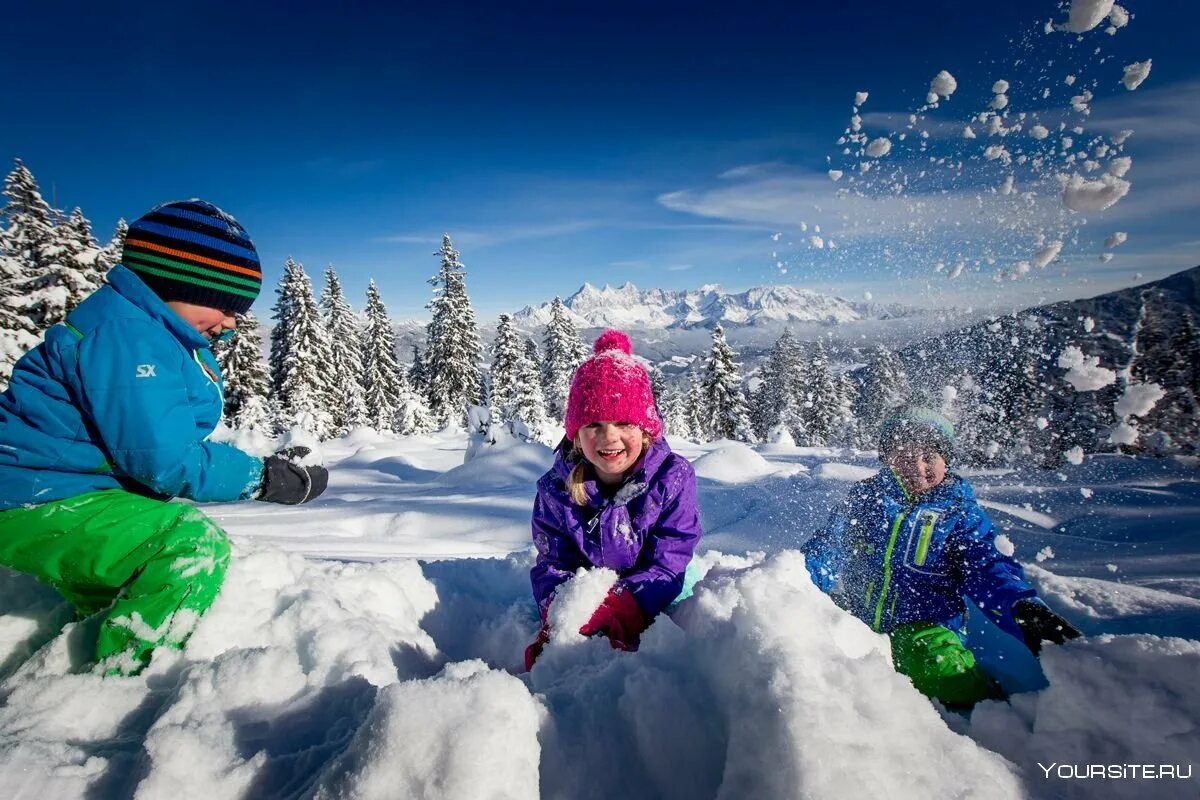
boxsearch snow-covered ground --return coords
[1,429,1197,799]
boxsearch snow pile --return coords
[1057,345,1117,391]
[969,635,1200,799]
[692,442,779,484]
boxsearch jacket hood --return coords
[107,265,211,351]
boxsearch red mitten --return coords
[524,622,551,672]
[579,587,647,651]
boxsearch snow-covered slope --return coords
[0,428,1197,799]
[514,282,868,330]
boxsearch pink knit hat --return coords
[564,329,663,440]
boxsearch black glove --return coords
[257,446,329,505]
[1012,599,1081,655]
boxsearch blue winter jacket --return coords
[804,469,1036,640]
[0,265,264,510]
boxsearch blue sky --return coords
[3,1,1198,320]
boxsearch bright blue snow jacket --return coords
[0,265,264,510]
[804,469,1037,641]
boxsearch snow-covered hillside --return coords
[514,282,876,330]
[1,428,1196,799]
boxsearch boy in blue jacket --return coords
[804,407,1080,707]
[0,200,327,676]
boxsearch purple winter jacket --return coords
[530,437,703,619]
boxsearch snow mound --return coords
[692,442,778,483]
[814,462,878,483]
[442,428,553,488]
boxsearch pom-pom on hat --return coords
[122,199,262,315]
[564,329,663,440]
[878,406,957,464]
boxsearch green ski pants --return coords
[890,621,996,708]
[0,489,230,675]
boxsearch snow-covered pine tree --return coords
[660,382,693,441]
[511,336,550,440]
[541,296,588,420]
[51,207,106,310]
[853,344,910,447]
[752,330,809,443]
[320,265,368,433]
[96,218,127,275]
[360,279,403,432]
[490,314,523,421]
[701,324,755,442]
[1,159,68,332]
[795,339,846,446]
[684,373,708,441]
[424,235,482,427]
[214,312,272,431]
[407,344,429,397]
[268,258,335,438]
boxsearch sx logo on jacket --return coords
[135,364,157,378]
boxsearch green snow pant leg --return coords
[0,489,231,675]
[889,622,994,708]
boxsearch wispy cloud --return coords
[374,219,604,249]
[666,264,694,271]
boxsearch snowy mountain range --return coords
[512,282,895,330]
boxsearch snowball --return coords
[1058,345,1117,391]
[1111,129,1134,145]
[1060,0,1116,33]
[991,94,1009,110]
[1083,317,1096,332]
[1106,562,1119,572]
[962,126,977,139]
[854,91,869,107]
[1065,445,1085,465]
[1030,124,1050,140]
[1065,75,1077,86]
[1032,241,1063,269]
[1107,156,1132,177]
[809,235,825,249]
[929,70,957,99]
[1080,488,1094,499]
[994,534,1015,557]
[865,137,892,158]
[1059,172,1131,211]
[1104,231,1127,248]
[926,91,938,105]
[1121,60,1151,90]
[1108,421,1138,445]
[863,291,873,301]
[1108,4,1129,28]
[1070,90,1093,114]
[1114,381,1165,419]
[992,79,1010,94]
[1035,546,1056,562]
[828,169,843,182]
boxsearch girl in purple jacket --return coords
[524,330,703,670]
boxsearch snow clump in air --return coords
[865,137,893,158]
[929,70,957,100]
[1029,124,1050,140]
[828,169,843,181]
[1058,346,1117,391]
[1104,231,1127,248]
[1107,156,1132,177]
[1031,241,1063,269]
[1059,173,1131,211]
[1121,60,1151,90]
[1058,0,1116,33]
[1114,381,1166,420]
[854,91,869,107]
[1065,445,1086,465]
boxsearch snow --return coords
[1031,241,1063,269]
[928,69,957,99]
[1029,124,1050,140]
[827,169,843,181]
[962,125,976,139]
[1065,445,1086,465]
[1083,316,1096,332]
[1057,345,1117,391]
[1059,172,1132,212]
[1109,4,1129,29]
[1111,129,1134,145]
[1107,155,1132,177]
[1121,59,1152,90]
[865,137,892,158]
[1058,0,1116,33]
[1104,231,1127,248]
[994,534,1015,556]
[991,79,1009,94]
[1108,420,1139,445]
[1114,381,1166,419]
[990,93,1009,111]
[854,91,869,107]
[0,432,1198,798]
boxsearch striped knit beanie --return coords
[878,406,957,464]
[122,199,262,315]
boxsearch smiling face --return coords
[576,421,647,484]
[166,300,238,341]
[885,443,948,497]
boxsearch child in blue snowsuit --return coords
[0,200,328,675]
[804,407,1080,707]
